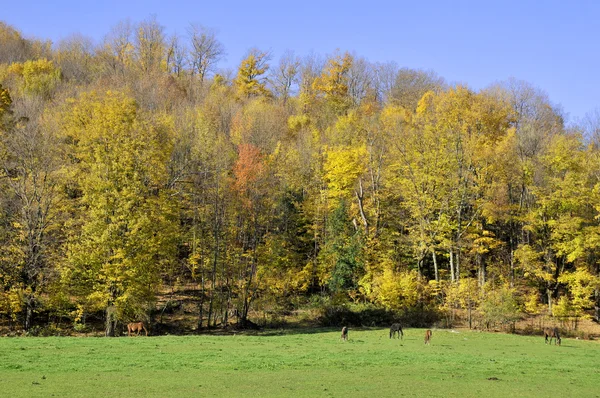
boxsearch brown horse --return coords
[390,323,403,339]
[127,322,148,337]
[424,329,432,345]
[544,327,561,345]
[341,326,348,341]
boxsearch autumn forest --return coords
[0,18,599,336]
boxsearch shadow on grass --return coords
[250,326,388,337]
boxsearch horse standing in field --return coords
[424,329,432,345]
[390,323,403,339]
[127,322,148,337]
[544,327,561,345]
[341,326,348,341]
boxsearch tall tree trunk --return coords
[221,263,231,326]
[207,276,215,328]
[547,287,553,315]
[105,305,117,337]
[240,257,256,327]
[477,253,485,287]
[192,197,204,332]
[207,179,221,328]
[450,249,455,282]
[509,246,515,288]
[455,247,460,281]
[432,249,439,282]
[212,305,218,328]
[24,295,34,331]
[595,290,599,323]
[197,270,205,331]
[218,275,225,327]
[355,178,368,234]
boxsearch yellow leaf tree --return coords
[59,91,179,336]
[312,52,353,115]
[234,49,272,99]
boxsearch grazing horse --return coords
[424,329,432,345]
[544,327,561,346]
[390,323,403,339]
[127,322,148,337]
[341,326,348,341]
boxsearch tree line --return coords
[0,18,599,335]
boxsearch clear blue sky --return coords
[3,0,599,121]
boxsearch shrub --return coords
[317,301,440,327]
[26,324,69,337]
[479,286,521,331]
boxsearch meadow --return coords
[0,328,599,397]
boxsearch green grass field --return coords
[1,328,599,397]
